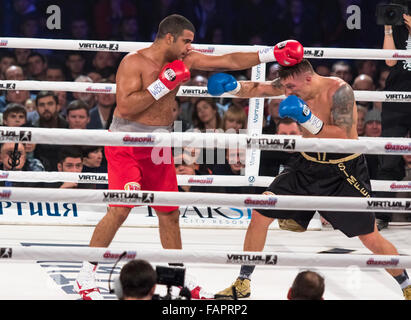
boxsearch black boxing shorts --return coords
[258,152,375,238]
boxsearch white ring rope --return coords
[0,246,409,269]
[1,37,410,60]
[0,171,409,193]
[1,81,410,103]
[1,126,411,154]
[0,187,409,213]
[0,39,409,274]
[0,171,108,184]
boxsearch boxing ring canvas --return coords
[0,223,408,300]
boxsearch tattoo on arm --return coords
[331,84,354,134]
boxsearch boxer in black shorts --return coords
[259,152,374,238]
[210,59,411,300]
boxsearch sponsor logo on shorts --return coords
[124,182,141,190]
[78,42,119,51]
[103,191,154,204]
[337,163,370,197]
[367,200,411,210]
[384,143,411,153]
[366,258,399,266]
[390,182,411,190]
[0,40,8,47]
[123,135,155,145]
[103,250,136,260]
[226,254,278,265]
[244,197,277,207]
[246,137,296,150]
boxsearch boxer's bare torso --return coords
[238,74,358,140]
[301,76,358,140]
[113,29,196,127]
[114,29,260,128]
[114,51,178,126]
[114,49,186,127]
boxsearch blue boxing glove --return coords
[279,95,323,135]
[207,73,241,96]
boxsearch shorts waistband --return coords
[109,116,172,132]
[300,152,361,164]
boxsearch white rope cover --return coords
[1,81,410,103]
[0,171,409,192]
[0,246,409,269]
[0,187,409,213]
[0,171,108,184]
[1,126,410,155]
[1,37,410,60]
[0,80,116,94]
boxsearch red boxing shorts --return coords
[105,145,178,213]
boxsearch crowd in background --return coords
[1,0,411,302]
[0,0,385,48]
[0,0,409,217]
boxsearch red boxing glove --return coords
[258,40,304,66]
[273,40,304,66]
[147,60,190,100]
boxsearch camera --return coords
[109,255,191,300]
[376,0,410,25]
[152,266,191,300]
[156,265,185,287]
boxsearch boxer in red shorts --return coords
[106,146,177,212]
[105,120,178,213]
[75,13,303,300]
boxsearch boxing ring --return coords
[0,37,411,300]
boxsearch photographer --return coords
[377,2,411,226]
[113,259,191,300]
[287,270,325,300]
[115,259,157,300]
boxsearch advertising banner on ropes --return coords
[0,200,321,230]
